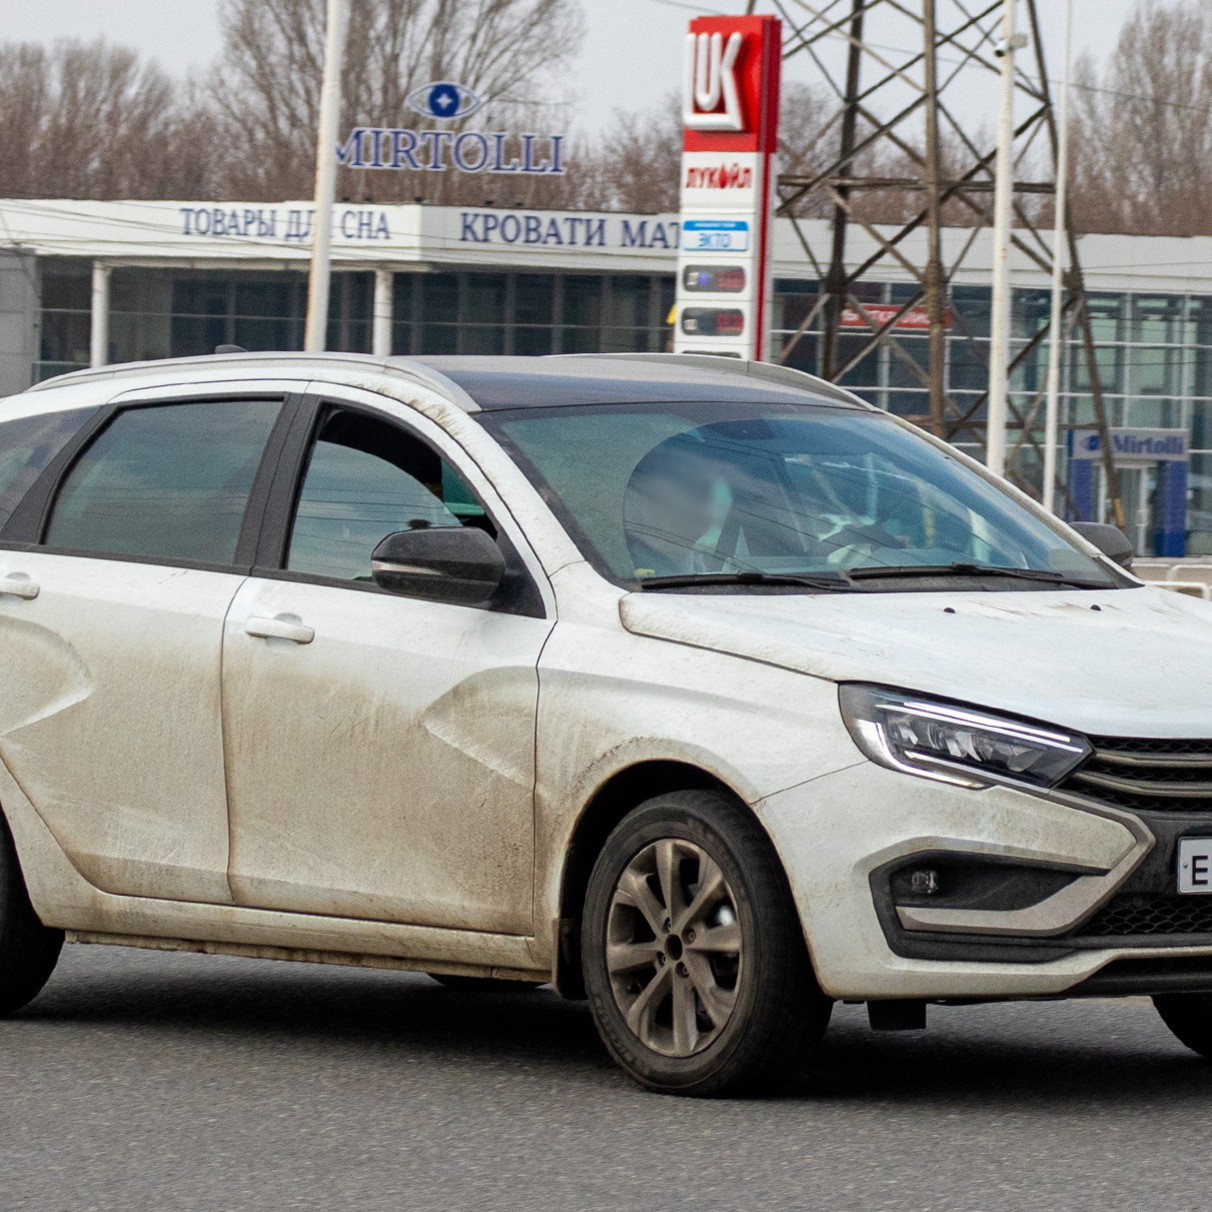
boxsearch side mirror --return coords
[371,527,506,607]
[1070,521,1134,570]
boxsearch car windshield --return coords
[480,400,1121,591]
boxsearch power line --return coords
[645,0,724,12]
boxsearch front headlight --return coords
[839,684,1091,789]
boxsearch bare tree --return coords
[1070,0,1212,236]
[557,93,681,213]
[777,80,836,219]
[0,39,216,199]
[211,0,584,202]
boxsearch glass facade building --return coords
[773,281,1212,555]
[37,261,675,381]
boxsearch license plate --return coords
[1178,838,1212,894]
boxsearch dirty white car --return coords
[2,351,1212,1097]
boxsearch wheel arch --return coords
[552,760,749,999]
[0,788,29,883]
[0,787,58,925]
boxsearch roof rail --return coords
[552,352,875,410]
[27,350,480,412]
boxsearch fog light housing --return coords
[884,855,1087,914]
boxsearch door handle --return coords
[245,614,315,645]
[0,575,40,601]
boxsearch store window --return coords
[391,271,669,357]
[38,266,91,379]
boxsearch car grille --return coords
[1061,736,1212,813]
[1072,893,1212,937]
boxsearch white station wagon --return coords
[2,351,1212,1097]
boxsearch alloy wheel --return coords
[605,838,744,1057]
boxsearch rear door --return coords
[0,388,293,905]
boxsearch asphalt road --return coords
[1,944,1210,1212]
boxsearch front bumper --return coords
[757,760,1212,1000]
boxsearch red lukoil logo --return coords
[684,162,753,189]
[683,31,746,132]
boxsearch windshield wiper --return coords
[637,563,1110,592]
[846,562,1107,588]
[637,570,855,592]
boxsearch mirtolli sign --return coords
[675,15,781,360]
[336,81,565,177]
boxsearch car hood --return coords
[620,583,1212,737]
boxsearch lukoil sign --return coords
[684,31,745,132]
[675,14,781,362]
[336,81,565,176]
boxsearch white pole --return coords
[89,261,110,368]
[304,0,348,353]
[372,268,394,357]
[986,0,1020,477]
[1042,0,1073,514]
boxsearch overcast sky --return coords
[0,0,1145,133]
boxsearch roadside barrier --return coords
[1132,561,1212,601]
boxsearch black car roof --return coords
[26,351,872,415]
[403,355,869,411]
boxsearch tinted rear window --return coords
[0,408,98,531]
[45,399,281,566]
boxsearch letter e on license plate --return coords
[1178,838,1212,894]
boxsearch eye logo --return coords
[405,81,484,122]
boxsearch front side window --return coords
[45,398,281,565]
[0,407,98,530]
[286,407,491,583]
[481,401,1120,591]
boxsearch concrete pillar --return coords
[0,250,38,392]
[373,268,394,357]
[90,262,111,368]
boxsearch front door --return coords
[220,401,553,934]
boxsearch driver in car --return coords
[623,435,722,578]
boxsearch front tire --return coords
[582,790,831,1097]
[1153,993,1212,1058]
[0,817,63,1016]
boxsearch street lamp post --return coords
[304,0,348,353]
[986,0,1023,478]
[1042,0,1074,514]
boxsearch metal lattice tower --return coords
[757,0,1120,518]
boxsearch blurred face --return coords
[625,445,720,551]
